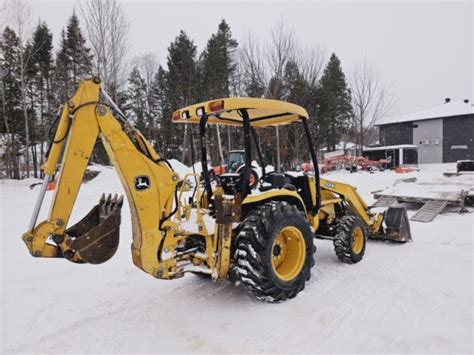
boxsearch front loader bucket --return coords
[382,207,413,243]
[65,194,123,264]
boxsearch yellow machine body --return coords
[22,79,410,302]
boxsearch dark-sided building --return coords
[375,99,474,164]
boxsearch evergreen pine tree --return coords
[28,22,55,174]
[23,40,39,177]
[200,20,239,162]
[125,66,147,133]
[166,30,199,161]
[55,12,92,101]
[66,12,91,86]
[1,27,24,178]
[284,61,308,105]
[150,66,171,154]
[55,30,70,100]
[201,20,238,99]
[283,60,311,166]
[317,53,352,151]
[167,30,198,108]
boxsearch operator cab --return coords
[172,97,321,214]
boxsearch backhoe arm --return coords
[22,79,180,278]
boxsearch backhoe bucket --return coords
[65,194,123,264]
[382,207,412,243]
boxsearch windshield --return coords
[227,152,244,172]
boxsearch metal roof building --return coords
[375,99,473,164]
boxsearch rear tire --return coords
[333,216,366,264]
[236,166,259,190]
[248,169,259,190]
[234,201,314,302]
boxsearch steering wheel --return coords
[229,161,239,172]
[259,170,279,184]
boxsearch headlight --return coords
[181,110,190,119]
[196,106,205,117]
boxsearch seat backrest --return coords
[286,174,313,211]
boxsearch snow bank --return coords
[1,163,472,353]
[168,159,192,176]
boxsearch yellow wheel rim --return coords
[271,226,306,281]
[352,226,364,255]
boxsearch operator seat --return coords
[259,172,297,192]
[286,174,313,212]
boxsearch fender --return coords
[241,189,307,219]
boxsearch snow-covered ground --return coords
[1,163,472,353]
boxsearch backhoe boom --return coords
[22,79,180,278]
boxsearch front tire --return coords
[333,215,366,264]
[234,201,314,302]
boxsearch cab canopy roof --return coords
[172,97,309,127]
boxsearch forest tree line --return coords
[0,0,395,179]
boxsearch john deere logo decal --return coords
[325,182,336,189]
[134,176,150,190]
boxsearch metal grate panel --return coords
[410,200,449,223]
[372,196,398,208]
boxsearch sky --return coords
[14,0,474,115]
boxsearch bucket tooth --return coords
[65,194,123,264]
[117,195,124,208]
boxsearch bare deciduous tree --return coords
[350,61,398,153]
[239,21,325,171]
[239,33,267,97]
[134,53,158,92]
[240,21,296,170]
[266,20,296,84]
[134,52,159,137]
[266,21,297,171]
[0,1,12,29]
[80,0,129,101]
[298,43,327,88]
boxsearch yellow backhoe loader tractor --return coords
[22,79,412,302]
